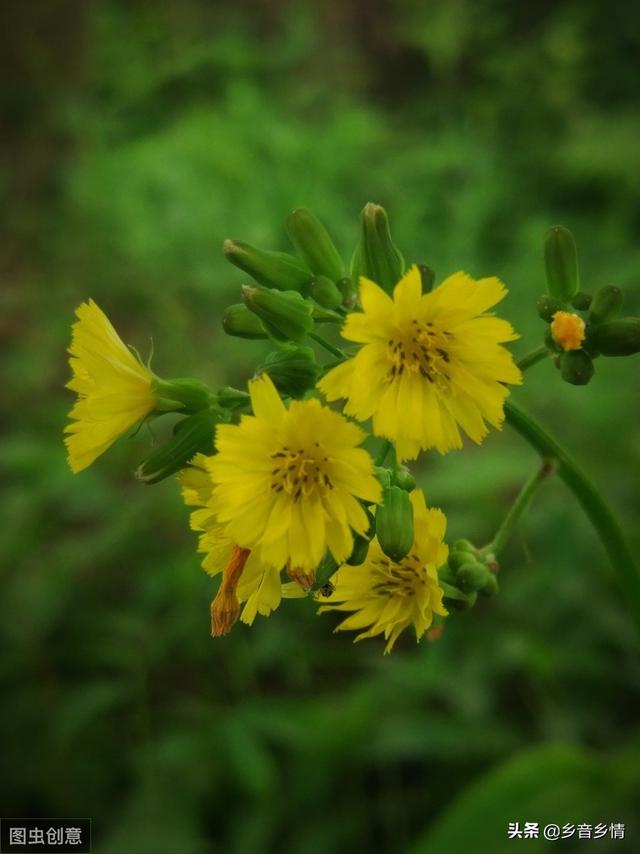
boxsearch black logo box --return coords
[0,819,91,854]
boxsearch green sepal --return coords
[418,265,436,293]
[285,208,344,282]
[215,386,250,410]
[222,303,268,339]
[480,573,499,597]
[544,225,579,302]
[223,239,312,291]
[376,485,414,562]
[353,203,405,294]
[536,294,565,323]
[135,407,221,484]
[559,350,595,385]
[591,318,640,356]
[256,346,321,398]
[152,377,213,413]
[589,285,623,326]
[374,466,392,489]
[242,285,314,344]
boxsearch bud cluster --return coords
[537,226,640,385]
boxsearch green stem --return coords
[481,460,555,558]
[517,345,549,371]
[309,332,346,359]
[374,440,391,467]
[505,399,640,635]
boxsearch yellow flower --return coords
[208,373,382,574]
[318,266,522,460]
[179,455,304,634]
[550,310,586,351]
[65,300,156,472]
[318,489,448,653]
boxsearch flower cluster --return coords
[64,204,538,652]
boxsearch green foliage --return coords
[3,0,640,851]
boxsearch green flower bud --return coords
[223,239,312,291]
[392,465,416,491]
[571,291,592,310]
[480,573,499,597]
[592,318,640,356]
[242,285,314,344]
[456,561,491,592]
[544,225,579,302]
[256,346,321,398]
[448,550,472,572]
[589,285,623,325]
[337,277,357,309]
[152,377,213,413]
[419,265,436,293]
[559,349,595,385]
[222,303,268,339]
[306,276,343,310]
[453,538,476,554]
[353,203,405,294]
[135,408,220,484]
[536,294,565,322]
[376,485,414,562]
[285,208,344,282]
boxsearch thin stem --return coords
[481,460,555,558]
[505,399,640,636]
[374,440,391,467]
[517,345,549,371]
[309,332,346,359]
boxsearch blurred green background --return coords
[2,1,640,852]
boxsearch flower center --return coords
[386,320,452,389]
[270,443,333,500]
[370,553,427,597]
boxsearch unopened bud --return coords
[544,225,579,302]
[592,318,640,356]
[285,208,344,282]
[222,303,267,339]
[376,485,414,562]
[536,294,565,322]
[306,275,343,309]
[223,239,312,291]
[392,465,416,491]
[136,408,220,484]
[456,561,491,592]
[571,291,592,310]
[589,285,623,326]
[353,203,405,294]
[256,346,321,398]
[560,349,595,385]
[242,285,314,344]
